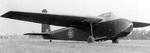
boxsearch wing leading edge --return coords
[1,11,102,28]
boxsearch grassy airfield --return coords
[0,39,150,53]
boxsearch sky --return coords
[0,0,150,35]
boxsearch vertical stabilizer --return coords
[41,24,50,32]
[41,9,51,33]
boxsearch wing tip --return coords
[133,21,150,27]
[1,11,18,17]
[1,11,12,17]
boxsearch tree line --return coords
[0,28,150,40]
[124,28,150,40]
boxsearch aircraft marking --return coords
[68,29,74,38]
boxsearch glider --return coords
[1,9,150,43]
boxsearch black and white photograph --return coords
[0,0,150,53]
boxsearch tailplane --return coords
[24,23,51,39]
[24,9,51,39]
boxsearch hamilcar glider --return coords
[1,9,150,43]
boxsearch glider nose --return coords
[111,18,133,37]
[114,19,133,38]
[123,24,133,32]
[119,18,133,32]
[116,24,133,38]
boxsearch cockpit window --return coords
[98,12,119,22]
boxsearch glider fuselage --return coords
[46,18,133,41]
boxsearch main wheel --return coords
[112,38,119,44]
[87,36,95,43]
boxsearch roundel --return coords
[68,29,74,38]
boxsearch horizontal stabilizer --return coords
[132,21,150,27]
[24,33,50,35]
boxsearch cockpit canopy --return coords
[98,12,119,22]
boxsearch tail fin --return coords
[41,9,51,33]
[24,9,51,39]
[41,24,50,32]
[41,9,51,39]
[24,23,51,39]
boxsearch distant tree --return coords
[124,28,150,40]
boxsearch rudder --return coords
[41,24,51,32]
[41,9,51,33]
[41,9,51,39]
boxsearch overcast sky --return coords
[0,0,150,35]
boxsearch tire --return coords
[49,39,52,42]
[112,38,119,44]
[87,36,95,43]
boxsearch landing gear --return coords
[49,39,52,42]
[112,38,119,44]
[87,23,95,43]
[87,36,95,43]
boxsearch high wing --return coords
[132,21,150,27]
[1,11,102,28]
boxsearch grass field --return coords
[0,39,150,53]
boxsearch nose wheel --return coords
[49,39,52,42]
[112,38,119,44]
